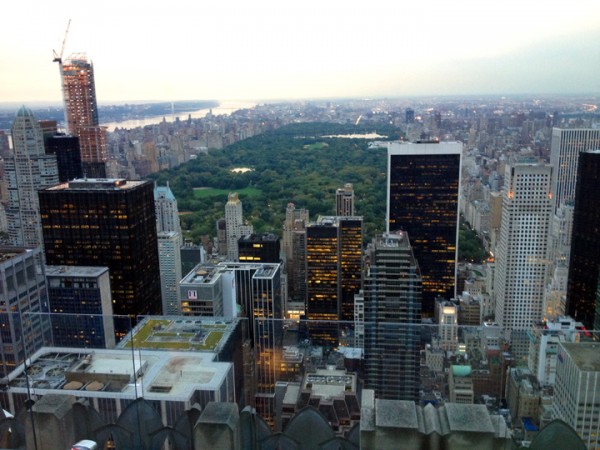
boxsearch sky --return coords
[2,0,600,104]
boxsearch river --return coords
[101,100,257,132]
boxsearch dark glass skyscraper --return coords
[305,216,363,345]
[44,134,83,182]
[566,150,600,330]
[39,179,161,337]
[387,141,462,314]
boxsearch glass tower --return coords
[387,141,461,315]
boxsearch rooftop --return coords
[118,316,239,353]
[6,347,231,402]
[181,264,224,286]
[45,179,147,191]
[561,342,600,371]
[45,265,109,278]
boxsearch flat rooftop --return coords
[45,179,147,191]
[118,316,238,354]
[6,347,231,402]
[303,368,356,400]
[46,265,109,278]
[561,342,600,371]
[181,264,223,286]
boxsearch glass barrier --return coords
[0,312,592,448]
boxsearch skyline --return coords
[2,0,600,104]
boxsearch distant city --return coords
[1,51,600,450]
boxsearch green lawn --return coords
[192,186,262,199]
[302,142,329,150]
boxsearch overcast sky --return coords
[2,0,600,104]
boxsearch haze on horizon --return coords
[2,0,600,105]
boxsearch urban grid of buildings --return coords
[0,52,599,449]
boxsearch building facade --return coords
[0,247,51,379]
[335,183,355,216]
[224,192,253,261]
[565,150,600,330]
[305,216,363,346]
[550,128,600,213]
[39,178,161,337]
[553,342,600,449]
[494,164,552,336]
[154,183,182,241]
[6,107,59,248]
[362,231,422,401]
[46,265,114,348]
[387,141,462,314]
[158,231,183,315]
[61,54,107,178]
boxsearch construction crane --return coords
[52,19,71,133]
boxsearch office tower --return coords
[306,216,363,346]
[158,231,183,315]
[362,231,422,401]
[46,265,115,348]
[179,264,226,316]
[43,134,83,182]
[0,130,10,158]
[387,141,462,315]
[217,261,282,426]
[225,192,253,261]
[405,108,415,124]
[550,128,600,212]
[527,317,583,386]
[154,183,182,239]
[6,107,59,248]
[335,183,355,216]
[566,150,600,329]
[494,164,552,351]
[39,178,161,337]
[238,233,280,263]
[0,247,51,378]
[216,218,228,257]
[282,203,309,302]
[553,342,600,448]
[435,299,458,351]
[180,240,205,277]
[61,54,107,178]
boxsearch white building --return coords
[154,183,182,245]
[225,192,253,261]
[158,231,183,315]
[6,107,59,247]
[553,342,600,448]
[527,316,582,386]
[550,128,600,213]
[494,164,552,343]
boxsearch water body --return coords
[101,100,256,132]
[321,133,388,139]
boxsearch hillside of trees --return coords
[150,122,398,242]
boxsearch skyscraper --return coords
[494,164,552,338]
[566,150,600,330]
[225,192,253,261]
[0,247,51,378]
[46,265,114,348]
[43,134,83,182]
[61,54,107,178]
[282,203,309,302]
[362,231,422,401]
[305,215,363,345]
[158,231,183,315]
[154,183,182,239]
[550,128,600,212]
[39,178,161,337]
[387,141,462,314]
[6,107,59,247]
[335,183,355,216]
